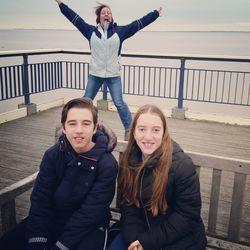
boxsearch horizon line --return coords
[1,28,250,33]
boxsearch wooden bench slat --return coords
[0,172,37,206]
[208,169,222,234]
[228,173,247,242]
[206,236,250,250]
[1,200,16,232]
[187,151,250,174]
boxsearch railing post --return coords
[60,61,63,88]
[103,83,108,101]
[1,200,16,232]
[178,58,186,109]
[97,83,110,111]
[22,54,30,105]
[18,54,37,115]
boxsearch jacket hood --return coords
[128,143,160,170]
[128,143,142,167]
[172,140,184,161]
[95,120,117,152]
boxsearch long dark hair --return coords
[118,105,173,216]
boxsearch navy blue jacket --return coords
[26,129,118,250]
[120,141,207,250]
[59,3,160,77]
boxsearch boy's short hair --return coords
[61,97,98,128]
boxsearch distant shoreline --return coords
[0,28,250,33]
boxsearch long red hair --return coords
[118,105,173,216]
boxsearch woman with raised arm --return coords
[55,0,162,140]
[108,104,207,250]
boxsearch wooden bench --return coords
[1,140,250,250]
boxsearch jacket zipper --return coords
[140,168,163,250]
[104,27,108,77]
[140,169,151,230]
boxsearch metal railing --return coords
[1,49,250,108]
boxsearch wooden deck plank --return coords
[0,105,249,188]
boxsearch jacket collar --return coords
[96,22,116,39]
[59,128,112,161]
[172,140,184,161]
[128,143,160,170]
[128,139,182,169]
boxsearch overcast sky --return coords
[0,0,250,31]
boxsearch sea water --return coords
[1,29,250,56]
[0,29,250,119]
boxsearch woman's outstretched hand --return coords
[157,7,162,15]
[55,0,62,5]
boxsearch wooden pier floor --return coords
[0,105,250,190]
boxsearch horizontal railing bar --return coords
[1,49,250,63]
[116,141,250,174]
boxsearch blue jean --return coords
[108,233,127,250]
[84,75,132,130]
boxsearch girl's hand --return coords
[128,240,144,250]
